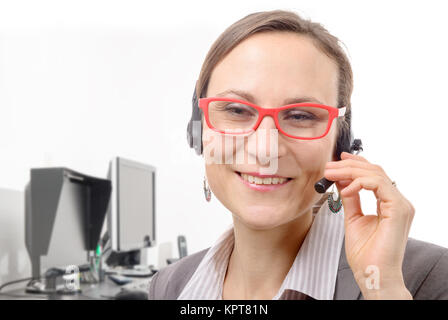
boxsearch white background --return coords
[1,0,448,278]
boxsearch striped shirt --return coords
[178,203,345,300]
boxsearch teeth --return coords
[263,178,272,185]
[240,173,288,185]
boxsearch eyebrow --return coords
[215,89,325,106]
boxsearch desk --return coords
[0,276,152,300]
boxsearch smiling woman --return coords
[149,10,448,300]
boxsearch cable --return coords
[102,246,111,256]
[0,277,34,292]
[0,277,49,300]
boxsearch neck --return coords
[223,211,314,300]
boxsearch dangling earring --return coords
[327,184,342,213]
[203,175,211,202]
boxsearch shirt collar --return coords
[274,203,345,299]
[178,204,345,300]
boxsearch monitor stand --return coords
[25,276,82,295]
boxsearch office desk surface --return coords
[0,277,151,300]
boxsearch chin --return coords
[233,204,293,230]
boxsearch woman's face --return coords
[203,31,340,230]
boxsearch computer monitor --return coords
[107,157,156,252]
[25,168,111,279]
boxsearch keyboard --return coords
[105,265,156,278]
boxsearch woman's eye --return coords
[227,107,246,114]
[284,112,316,121]
[225,104,255,116]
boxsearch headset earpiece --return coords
[186,86,203,155]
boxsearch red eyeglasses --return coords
[198,97,346,140]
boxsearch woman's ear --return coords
[332,136,340,162]
[333,124,351,161]
[332,141,339,161]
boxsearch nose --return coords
[246,116,280,167]
[257,115,277,131]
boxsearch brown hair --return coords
[195,10,353,159]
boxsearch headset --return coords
[186,85,363,193]
[186,86,204,155]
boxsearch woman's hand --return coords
[324,152,415,300]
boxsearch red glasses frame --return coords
[198,97,346,140]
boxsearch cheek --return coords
[202,126,236,165]
[290,134,335,176]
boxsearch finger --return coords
[326,158,380,171]
[340,175,397,203]
[326,158,393,189]
[324,167,376,182]
[335,180,364,224]
[335,179,352,190]
[340,151,370,163]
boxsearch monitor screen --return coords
[108,157,156,252]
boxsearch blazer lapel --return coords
[333,238,362,300]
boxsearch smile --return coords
[235,171,292,191]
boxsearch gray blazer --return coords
[149,237,448,300]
